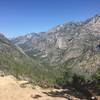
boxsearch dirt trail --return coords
[0,75,80,100]
[0,75,100,100]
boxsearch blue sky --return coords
[0,0,100,38]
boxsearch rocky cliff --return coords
[12,14,100,78]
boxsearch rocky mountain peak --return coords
[83,14,100,34]
[92,14,100,20]
[12,14,100,77]
[88,14,100,24]
[24,32,39,39]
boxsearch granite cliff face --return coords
[12,14,100,78]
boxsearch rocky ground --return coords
[0,75,84,100]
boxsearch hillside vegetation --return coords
[0,15,100,90]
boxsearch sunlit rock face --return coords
[12,14,100,77]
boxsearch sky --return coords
[0,0,100,38]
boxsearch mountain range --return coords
[0,14,100,84]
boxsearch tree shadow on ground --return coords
[42,87,86,100]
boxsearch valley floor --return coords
[0,75,82,100]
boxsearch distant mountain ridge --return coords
[0,14,100,84]
[12,14,100,78]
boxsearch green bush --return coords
[56,70,73,87]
